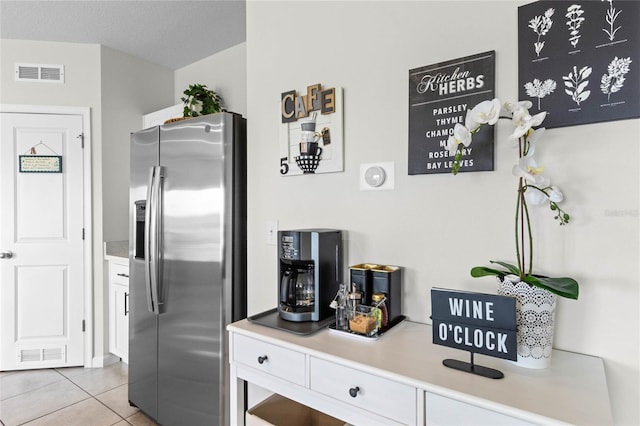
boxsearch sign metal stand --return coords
[431,288,518,380]
[443,351,504,380]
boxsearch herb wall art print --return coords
[518,0,639,129]
[408,51,495,175]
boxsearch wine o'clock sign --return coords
[430,288,517,379]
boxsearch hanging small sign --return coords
[19,155,63,173]
[431,287,517,379]
[408,51,495,175]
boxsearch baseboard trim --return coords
[91,353,120,368]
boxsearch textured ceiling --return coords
[0,0,246,70]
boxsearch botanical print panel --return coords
[518,0,639,129]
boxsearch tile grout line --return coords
[0,369,68,402]
[62,370,131,425]
[13,378,93,426]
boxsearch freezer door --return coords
[128,126,159,419]
[156,113,245,425]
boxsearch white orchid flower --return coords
[512,155,549,186]
[515,126,546,153]
[464,109,481,133]
[446,123,472,153]
[501,100,533,117]
[445,135,458,153]
[525,187,548,205]
[549,186,564,203]
[509,106,547,140]
[469,99,502,125]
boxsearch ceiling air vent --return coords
[15,63,64,83]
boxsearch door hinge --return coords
[82,228,85,240]
[82,320,86,332]
[77,133,84,148]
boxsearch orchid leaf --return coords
[488,260,521,276]
[470,266,508,278]
[523,275,579,300]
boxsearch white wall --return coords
[245,1,639,424]
[0,39,175,364]
[0,39,107,361]
[100,46,174,353]
[101,46,174,242]
[174,43,247,116]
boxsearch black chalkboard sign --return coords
[408,51,495,175]
[431,288,517,379]
[518,0,639,128]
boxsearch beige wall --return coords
[174,43,247,117]
[0,39,107,362]
[0,39,174,364]
[245,1,639,424]
[2,0,638,422]
[101,46,174,242]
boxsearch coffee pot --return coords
[278,229,343,322]
[280,260,315,309]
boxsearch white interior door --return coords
[0,112,85,371]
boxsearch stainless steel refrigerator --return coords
[128,112,247,425]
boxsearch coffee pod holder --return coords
[295,154,322,174]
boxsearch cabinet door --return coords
[109,262,129,361]
[109,281,129,362]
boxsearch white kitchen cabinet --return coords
[309,356,416,425]
[107,259,129,363]
[228,319,612,426]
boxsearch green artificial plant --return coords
[181,83,223,118]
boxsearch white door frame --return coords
[0,104,93,368]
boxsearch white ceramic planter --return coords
[497,277,557,369]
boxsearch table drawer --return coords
[110,263,129,286]
[425,392,536,425]
[310,357,416,425]
[233,334,306,386]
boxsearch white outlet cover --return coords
[360,162,394,191]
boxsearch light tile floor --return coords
[0,362,158,426]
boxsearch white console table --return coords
[228,319,612,425]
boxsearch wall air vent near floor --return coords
[17,346,66,364]
[15,63,65,83]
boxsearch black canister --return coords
[371,266,402,325]
[348,264,378,305]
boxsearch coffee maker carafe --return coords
[278,229,342,322]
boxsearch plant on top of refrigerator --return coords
[182,84,223,117]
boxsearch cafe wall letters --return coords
[518,0,639,128]
[279,83,343,176]
[408,51,495,175]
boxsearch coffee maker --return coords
[278,229,343,322]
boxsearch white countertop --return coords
[228,318,612,425]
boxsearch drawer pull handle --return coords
[349,386,360,398]
[117,273,129,278]
[257,355,268,364]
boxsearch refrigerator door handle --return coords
[144,166,163,314]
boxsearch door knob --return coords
[0,251,13,259]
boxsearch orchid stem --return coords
[515,180,523,277]
[522,195,533,276]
